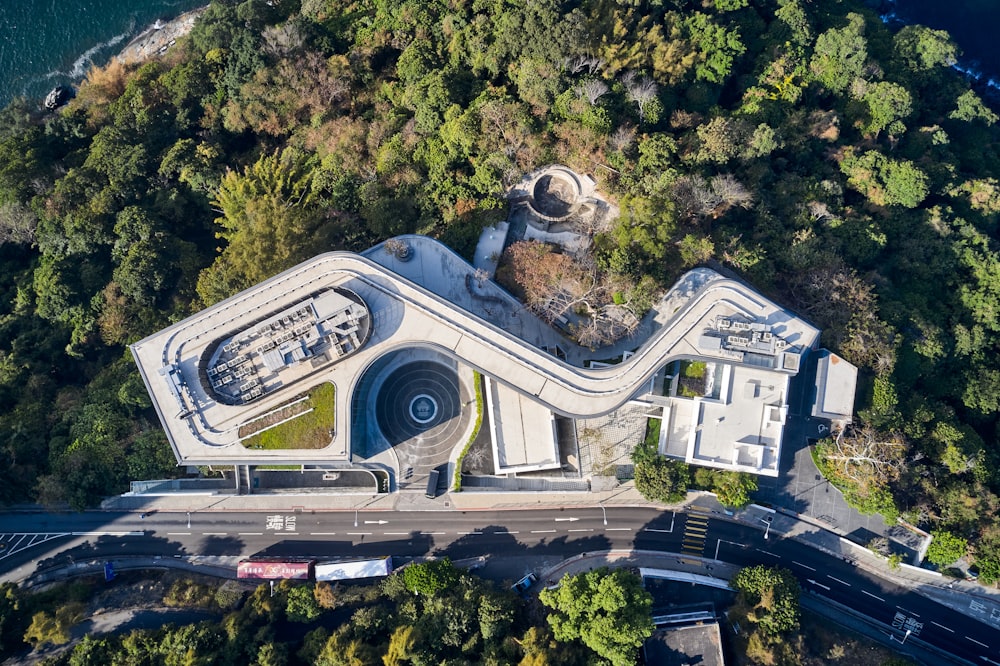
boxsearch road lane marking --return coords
[965,636,989,648]
[791,560,816,571]
[568,529,593,533]
[167,532,191,536]
[421,532,446,536]
[531,530,557,534]
[202,532,227,536]
[606,528,632,531]
[310,532,337,535]
[457,531,482,535]
[755,549,779,557]
[896,605,919,617]
[827,575,850,586]
[238,532,263,536]
[861,590,884,602]
[384,532,409,536]
[931,621,954,633]
[645,528,674,533]
[347,532,372,536]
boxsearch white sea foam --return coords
[67,29,130,78]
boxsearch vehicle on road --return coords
[425,469,440,498]
[512,573,537,593]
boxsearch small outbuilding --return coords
[812,349,858,423]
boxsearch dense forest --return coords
[0,0,999,576]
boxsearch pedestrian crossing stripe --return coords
[689,505,712,514]
[685,525,707,533]
[686,518,709,526]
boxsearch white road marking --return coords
[167,532,191,536]
[347,532,372,536]
[457,531,482,535]
[238,532,263,536]
[645,528,674,533]
[931,621,954,633]
[896,605,919,617]
[861,590,885,602]
[421,532,446,536]
[310,532,337,535]
[384,532,409,536]
[531,530,557,534]
[568,529,593,533]
[202,532,227,536]
[606,528,632,531]
[792,560,816,571]
[965,636,989,648]
[755,548,780,557]
[827,575,850,586]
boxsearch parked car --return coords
[512,573,537,593]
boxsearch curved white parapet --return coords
[131,243,819,466]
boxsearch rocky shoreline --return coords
[115,6,208,66]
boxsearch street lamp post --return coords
[354,510,358,527]
[761,516,772,539]
[892,629,912,644]
[599,505,607,526]
[186,512,191,529]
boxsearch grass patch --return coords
[243,383,336,450]
[453,371,485,492]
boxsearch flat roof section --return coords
[644,623,725,666]
[813,349,858,422]
[485,377,560,474]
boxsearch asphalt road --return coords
[1,508,998,664]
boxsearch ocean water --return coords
[0,0,205,106]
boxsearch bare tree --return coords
[0,201,37,246]
[576,79,610,106]
[710,174,754,209]
[568,54,605,75]
[816,424,907,494]
[263,22,306,57]
[609,125,636,153]
[622,72,659,123]
[807,200,834,221]
[673,175,722,218]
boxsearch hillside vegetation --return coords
[0,0,998,576]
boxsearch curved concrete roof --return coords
[131,243,819,465]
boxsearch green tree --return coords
[712,471,758,508]
[634,456,690,504]
[840,149,928,208]
[539,568,653,666]
[860,81,912,138]
[684,13,746,84]
[927,530,968,567]
[401,558,460,597]
[893,25,958,71]
[731,565,800,635]
[950,90,999,125]
[285,584,322,622]
[810,13,867,93]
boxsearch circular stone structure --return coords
[375,360,464,445]
[409,394,439,424]
[526,166,584,222]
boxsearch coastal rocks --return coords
[116,7,207,66]
[44,85,75,110]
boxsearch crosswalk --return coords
[681,506,710,556]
